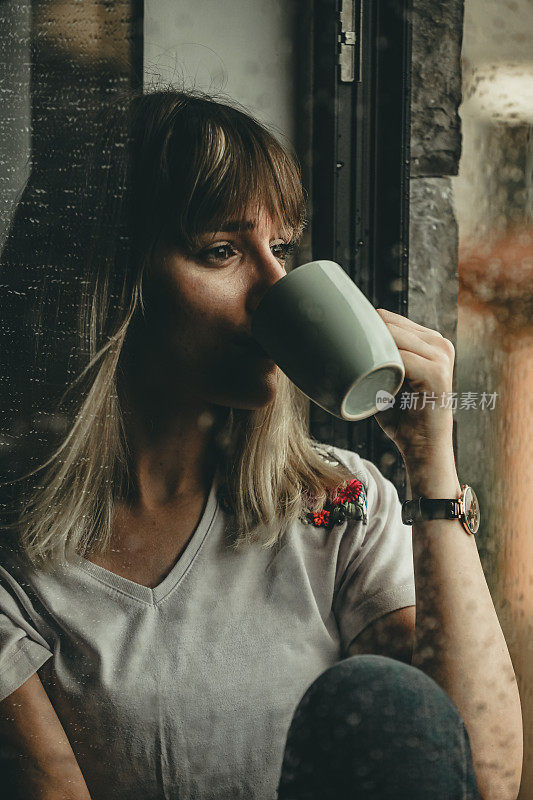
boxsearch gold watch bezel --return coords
[458,484,480,535]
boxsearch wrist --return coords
[400,430,454,463]
[408,473,462,500]
[404,447,461,499]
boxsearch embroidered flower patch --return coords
[304,478,368,530]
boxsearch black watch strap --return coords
[401,485,480,535]
[401,497,460,525]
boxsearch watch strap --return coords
[401,497,461,525]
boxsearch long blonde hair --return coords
[0,87,355,567]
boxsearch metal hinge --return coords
[338,0,362,83]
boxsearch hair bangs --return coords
[167,109,306,252]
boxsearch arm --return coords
[347,605,415,664]
[0,672,92,800]
[370,308,523,800]
[405,449,522,800]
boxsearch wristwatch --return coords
[401,484,480,535]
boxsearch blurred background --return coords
[453,1,533,796]
[0,0,532,795]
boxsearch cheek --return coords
[174,277,242,329]
[169,293,241,361]
[144,265,246,360]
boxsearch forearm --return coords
[405,447,523,800]
[0,673,92,800]
[8,754,92,800]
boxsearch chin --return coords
[212,366,279,411]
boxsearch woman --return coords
[0,89,522,800]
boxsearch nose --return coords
[245,246,287,317]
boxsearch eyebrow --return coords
[207,220,297,239]
[209,221,256,232]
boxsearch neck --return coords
[117,377,228,514]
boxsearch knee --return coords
[295,654,463,737]
[280,656,477,799]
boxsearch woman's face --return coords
[132,209,294,415]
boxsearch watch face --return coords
[463,486,480,534]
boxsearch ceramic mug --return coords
[251,260,405,421]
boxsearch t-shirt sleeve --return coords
[332,456,416,655]
[0,563,53,701]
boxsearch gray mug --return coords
[251,260,405,421]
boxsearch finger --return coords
[376,308,444,338]
[386,323,453,356]
[378,312,453,359]
[385,322,442,360]
[397,349,453,393]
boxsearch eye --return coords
[199,244,238,264]
[271,242,296,262]
[197,240,297,266]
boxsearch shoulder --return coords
[0,534,68,608]
[311,442,367,482]
[313,443,397,496]
[306,444,400,530]
[329,445,403,515]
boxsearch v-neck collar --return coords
[73,474,220,605]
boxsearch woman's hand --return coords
[373,308,456,464]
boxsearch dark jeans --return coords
[277,655,480,800]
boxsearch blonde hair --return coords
[0,87,355,567]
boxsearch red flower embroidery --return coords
[312,509,330,527]
[303,477,368,529]
[331,478,363,506]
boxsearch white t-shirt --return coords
[0,446,415,800]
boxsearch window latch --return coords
[338,0,363,83]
